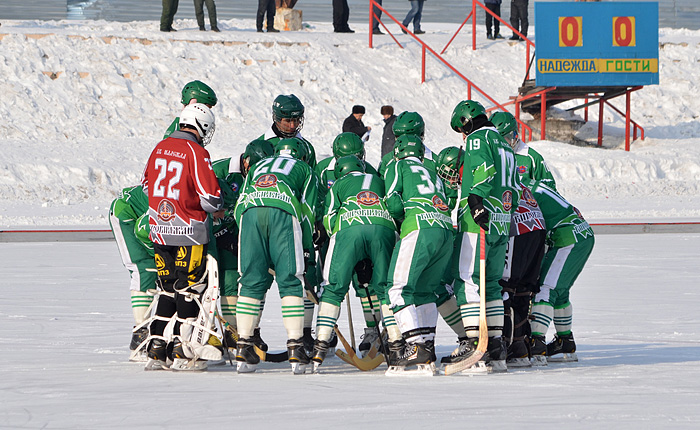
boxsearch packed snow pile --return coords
[0,19,699,226]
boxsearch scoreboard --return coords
[535,2,659,86]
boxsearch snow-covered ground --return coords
[0,19,699,227]
[0,17,699,428]
[2,235,699,428]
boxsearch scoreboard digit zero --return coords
[535,2,659,86]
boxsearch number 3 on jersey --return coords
[153,158,183,199]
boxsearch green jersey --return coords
[110,185,153,252]
[385,157,453,238]
[513,140,557,190]
[163,117,179,139]
[235,155,319,249]
[378,146,437,177]
[316,156,379,192]
[111,185,149,223]
[211,158,245,238]
[458,126,519,236]
[323,172,396,235]
[259,129,317,169]
[526,179,594,247]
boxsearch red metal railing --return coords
[368,0,645,149]
[367,0,533,140]
[440,0,535,80]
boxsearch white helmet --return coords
[179,103,216,146]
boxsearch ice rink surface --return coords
[2,233,699,428]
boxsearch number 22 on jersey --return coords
[153,158,183,200]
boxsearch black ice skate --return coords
[546,333,578,362]
[506,338,532,368]
[358,327,380,358]
[288,338,311,374]
[170,338,208,371]
[236,338,261,373]
[483,336,508,373]
[441,337,491,375]
[302,327,315,357]
[251,327,267,352]
[129,326,150,362]
[311,339,330,372]
[530,335,548,366]
[385,342,435,376]
[144,338,169,371]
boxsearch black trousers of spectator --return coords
[485,3,501,36]
[510,0,529,37]
[257,0,276,31]
[333,0,350,32]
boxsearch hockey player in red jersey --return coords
[141,103,224,371]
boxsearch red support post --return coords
[598,99,604,147]
[421,46,426,83]
[540,92,546,140]
[584,97,588,122]
[472,0,477,51]
[625,90,632,151]
[369,1,374,49]
[526,44,530,80]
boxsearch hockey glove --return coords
[312,220,329,247]
[214,227,238,255]
[467,193,489,230]
[303,249,315,275]
[354,258,374,286]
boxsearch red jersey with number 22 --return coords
[141,131,222,246]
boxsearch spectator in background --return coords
[510,0,529,41]
[257,0,280,33]
[333,0,354,33]
[381,105,397,157]
[372,0,384,35]
[343,105,371,141]
[195,0,220,32]
[402,0,425,35]
[160,0,179,32]
[485,0,503,40]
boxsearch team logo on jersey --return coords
[356,191,380,206]
[155,254,166,271]
[176,246,188,260]
[517,165,527,174]
[327,180,335,189]
[502,190,513,211]
[157,199,176,222]
[256,174,278,188]
[432,195,449,211]
[522,187,538,208]
[230,182,239,193]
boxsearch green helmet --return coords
[274,137,305,160]
[450,100,486,134]
[272,94,305,137]
[218,178,238,211]
[435,146,464,190]
[332,132,365,160]
[393,134,425,161]
[334,155,365,179]
[393,111,425,139]
[489,111,519,149]
[181,80,217,107]
[241,139,274,177]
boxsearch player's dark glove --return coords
[303,249,315,275]
[214,228,238,255]
[312,220,328,247]
[354,258,374,285]
[467,194,489,230]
